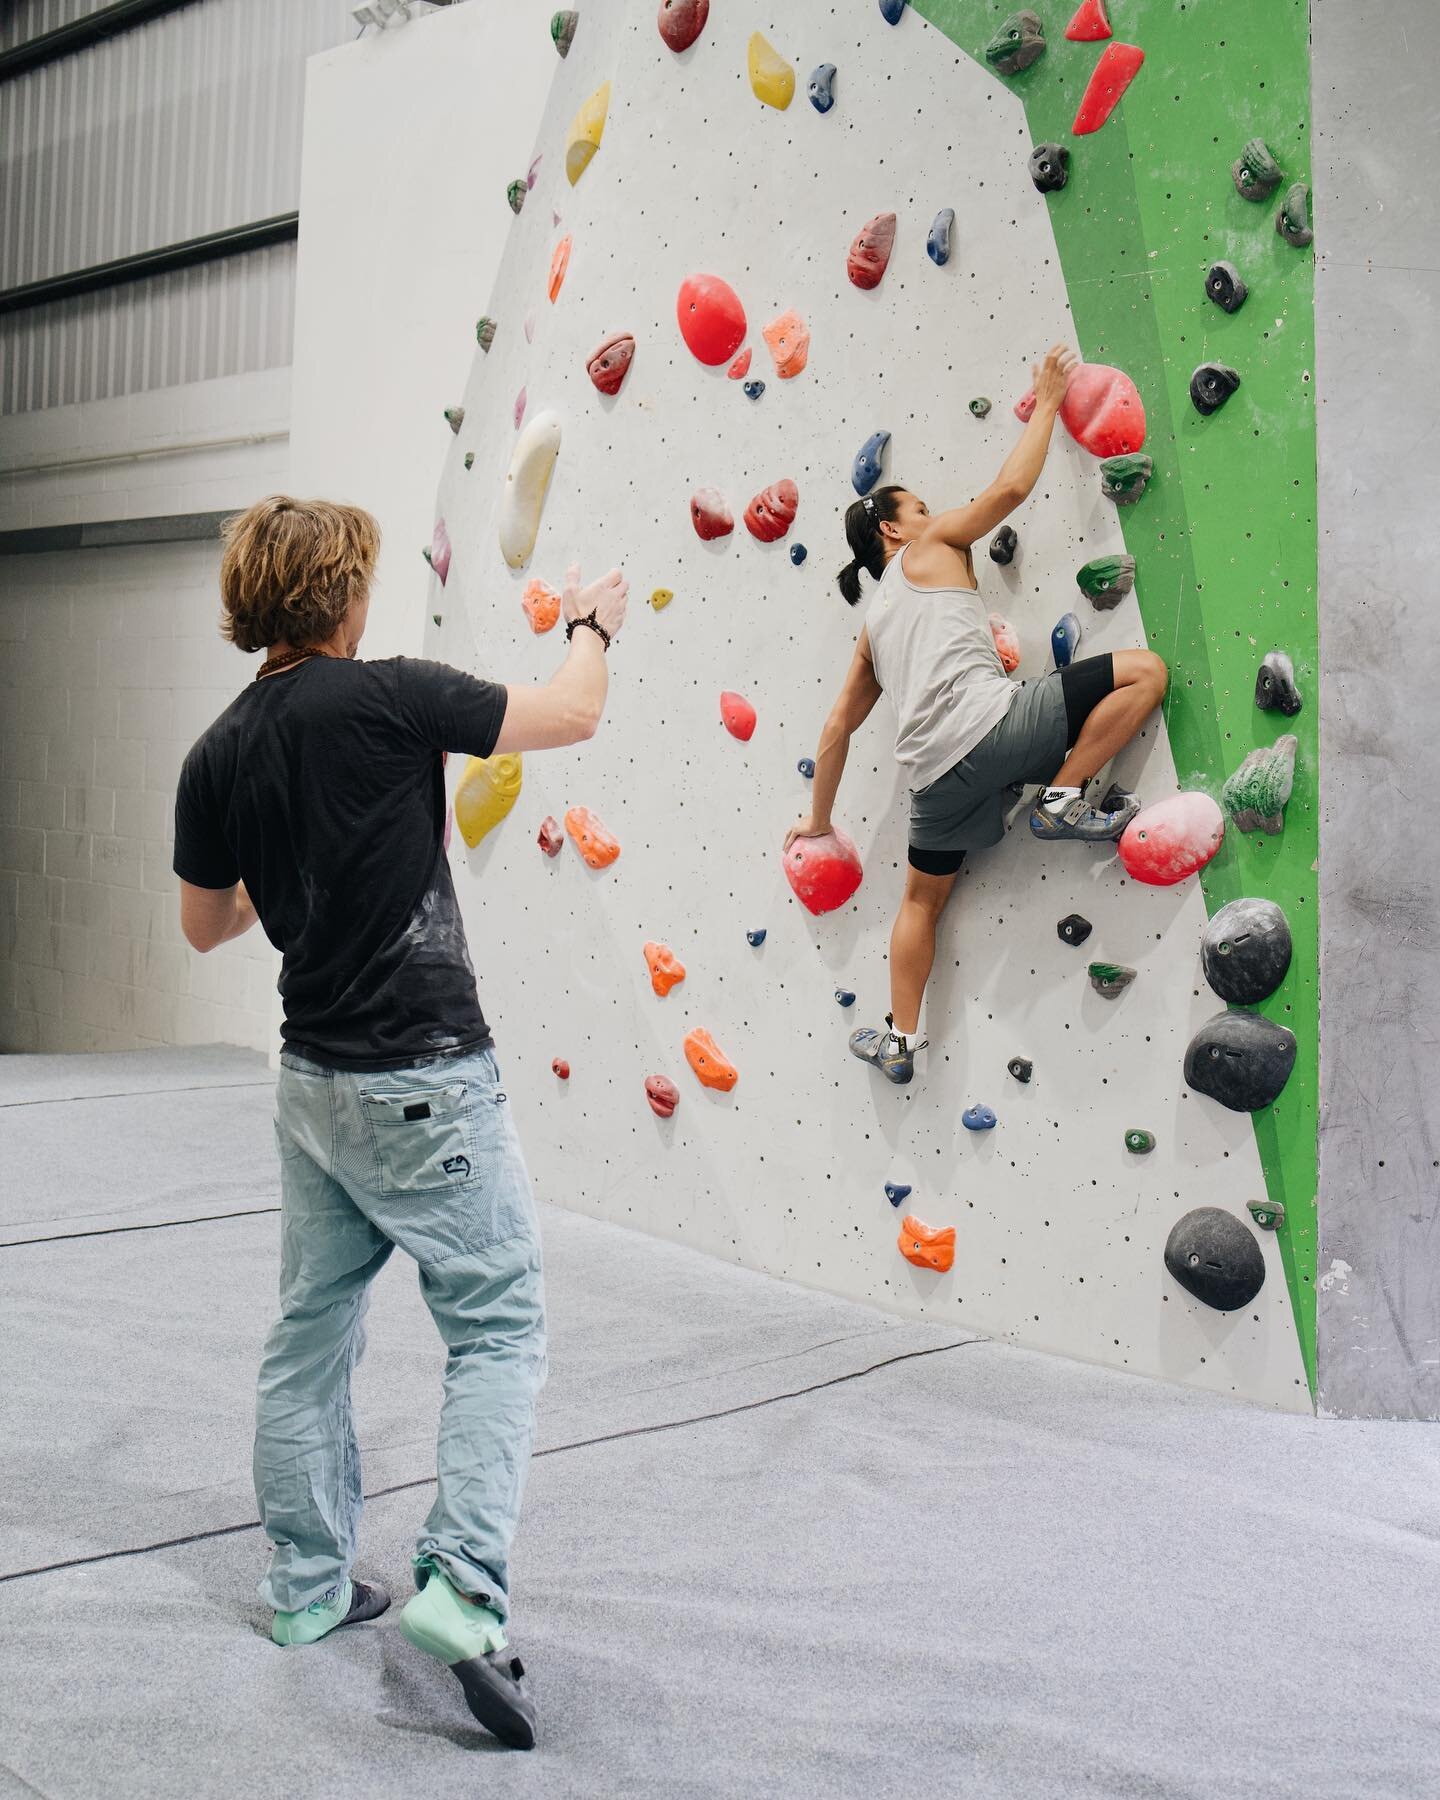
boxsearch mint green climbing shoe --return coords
[271,1577,390,1647]
[399,1567,537,1750]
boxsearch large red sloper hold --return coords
[657,0,708,53]
[847,213,896,290]
[743,478,798,542]
[1014,362,1146,457]
[677,273,747,365]
[1064,0,1111,40]
[783,828,863,915]
[1072,42,1145,135]
[1117,793,1224,887]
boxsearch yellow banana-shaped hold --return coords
[747,33,794,110]
[566,81,610,184]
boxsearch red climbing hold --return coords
[744,478,798,543]
[720,691,757,740]
[1015,361,1146,457]
[847,213,896,290]
[538,816,564,856]
[645,1073,680,1117]
[1064,0,1111,41]
[657,0,708,53]
[1118,793,1225,887]
[784,828,863,915]
[690,487,734,540]
[552,1058,570,1080]
[1072,42,1145,136]
[676,273,747,366]
[728,348,752,380]
[587,331,635,396]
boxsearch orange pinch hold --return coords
[644,940,686,996]
[762,309,809,379]
[898,1215,955,1274]
[522,579,561,633]
[564,805,621,868]
[684,1027,738,1092]
[547,234,573,302]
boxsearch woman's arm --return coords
[784,630,882,847]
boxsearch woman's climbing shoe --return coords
[849,1014,927,1085]
[398,1567,537,1750]
[271,1577,390,1647]
[1029,791,1141,842]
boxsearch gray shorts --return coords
[908,671,1072,857]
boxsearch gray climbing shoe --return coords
[849,1014,927,1085]
[1029,791,1140,843]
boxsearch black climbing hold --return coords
[1007,1056,1033,1083]
[1191,362,1241,416]
[1200,898,1293,1006]
[1276,182,1313,248]
[432,613,442,627]
[1255,650,1302,716]
[790,543,807,565]
[989,526,1018,566]
[1057,913,1092,947]
[1163,1207,1266,1311]
[1205,260,1247,313]
[744,380,766,400]
[1184,1011,1297,1112]
[1097,782,1136,815]
[1028,143,1069,194]
[1231,137,1282,203]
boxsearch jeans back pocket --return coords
[357,1080,475,1196]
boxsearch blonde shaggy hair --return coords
[219,495,380,654]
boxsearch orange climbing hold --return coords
[898,1215,955,1274]
[547,234,572,302]
[720,691,756,740]
[762,310,809,379]
[847,213,896,290]
[644,941,686,996]
[989,613,1021,674]
[1072,42,1145,135]
[1064,0,1111,41]
[744,478,799,543]
[564,806,621,869]
[684,1027,738,1091]
[522,579,561,633]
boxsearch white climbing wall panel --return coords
[428,0,1310,1412]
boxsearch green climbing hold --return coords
[1222,734,1297,835]
[1277,182,1313,248]
[463,452,474,471]
[1099,453,1153,506]
[1231,137,1282,202]
[550,10,578,56]
[984,9,1046,75]
[1124,1129,1155,1154]
[1088,961,1136,999]
[506,180,527,215]
[1247,1199,1285,1231]
[1075,554,1134,609]
[421,546,432,567]
[444,406,464,434]
[432,613,442,626]
[969,397,992,419]
[476,317,497,352]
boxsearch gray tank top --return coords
[865,543,1017,792]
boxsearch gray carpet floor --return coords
[2,1046,1439,1799]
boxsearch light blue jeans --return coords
[256,1041,547,1622]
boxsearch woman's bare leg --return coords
[1049,649,1168,788]
[889,864,959,1034]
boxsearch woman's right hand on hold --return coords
[563,564,629,640]
[1031,343,1079,411]
[783,816,831,854]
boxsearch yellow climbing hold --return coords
[455,753,523,848]
[747,32,794,110]
[650,587,674,611]
[565,80,610,184]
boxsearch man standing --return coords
[172,494,627,1749]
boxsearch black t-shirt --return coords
[172,655,508,1070]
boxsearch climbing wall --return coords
[426,0,1317,1412]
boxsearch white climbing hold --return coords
[498,410,562,569]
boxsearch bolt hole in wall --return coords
[425,0,1316,1411]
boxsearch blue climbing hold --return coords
[808,63,837,113]
[747,928,767,946]
[744,380,766,400]
[962,1105,997,1132]
[927,207,955,266]
[835,988,856,1007]
[790,542,808,565]
[879,0,908,21]
[884,1181,912,1206]
[852,429,890,496]
[798,758,815,778]
[1051,611,1082,669]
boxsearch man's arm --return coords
[491,564,628,753]
[180,879,257,953]
[805,630,883,831]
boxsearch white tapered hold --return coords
[498,410,562,569]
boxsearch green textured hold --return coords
[1232,137,1282,202]
[550,9,578,56]
[421,546,433,567]
[1222,734,1297,835]
[463,451,475,471]
[1099,453,1153,506]
[506,179,527,215]
[969,397,992,418]
[1124,1129,1156,1155]
[1247,1199,1285,1231]
[1088,961,1137,998]
[984,9,1046,74]
[1277,181,1313,248]
[444,406,465,434]
[1076,554,1135,610]
[432,613,442,627]
[476,316,497,352]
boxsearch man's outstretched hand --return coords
[562,563,629,640]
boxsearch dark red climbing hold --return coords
[744,478,799,543]
[552,1058,570,1079]
[1065,0,1111,40]
[538,816,564,857]
[657,0,708,54]
[645,1073,680,1117]
[1058,913,1092,947]
[847,213,896,290]
[1071,42,1144,136]
[677,274,747,366]
[690,487,734,540]
[587,332,636,396]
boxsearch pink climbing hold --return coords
[1015,361,1146,457]
[430,517,451,586]
[443,804,453,853]
[527,154,543,189]
[847,213,897,290]
[645,1073,680,1117]
[657,0,708,53]
[587,331,635,396]
[514,386,527,429]
[1118,793,1225,887]
[690,487,734,540]
[1072,42,1145,136]
[989,613,1021,674]
[744,478,799,543]
[728,348,752,380]
[1064,0,1112,41]
[784,828,864,916]
[720,691,757,740]
[762,309,810,379]
[677,273,748,366]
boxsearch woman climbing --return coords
[783,343,1168,1086]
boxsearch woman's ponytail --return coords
[836,485,905,607]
